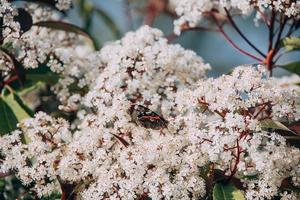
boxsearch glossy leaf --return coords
[0,97,18,135]
[0,89,33,135]
[4,91,34,118]
[26,73,59,84]
[213,182,245,200]
[26,64,60,84]
[260,119,297,135]
[281,37,300,51]
[18,81,44,96]
[280,61,300,76]
[1,42,13,50]
[289,122,300,134]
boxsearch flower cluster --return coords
[55,0,72,11]
[175,65,300,199]
[170,0,300,34]
[1,0,92,110]
[0,0,21,39]
[84,25,210,116]
[0,112,71,197]
[1,2,300,198]
[66,25,210,199]
[1,0,85,69]
[1,26,211,199]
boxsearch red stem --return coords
[253,104,267,119]
[3,75,18,85]
[268,9,276,52]
[224,146,237,151]
[228,139,241,179]
[224,7,266,58]
[256,8,271,27]
[200,138,213,145]
[212,13,264,62]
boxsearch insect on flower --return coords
[128,104,169,131]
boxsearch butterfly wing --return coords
[135,105,168,130]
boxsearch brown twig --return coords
[224,7,266,58]
[268,9,276,52]
[228,139,241,180]
[211,13,264,62]
[256,8,271,27]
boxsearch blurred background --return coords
[66,0,299,77]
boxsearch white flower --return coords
[55,0,72,11]
[170,0,300,34]
[176,65,300,199]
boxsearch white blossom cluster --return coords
[280,191,300,200]
[68,25,210,199]
[84,25,210,115]
[55,0,72,11]
[0,0,93,110]
[0,0,96,113]
[175,65,300,199]
[56,24,211,114]
[0,0,21,39]
[1,2,300,198]
[53,50,101,112]
[0,112,71,197]
[0,26,211,199]
[170,0,300,34]
[0,0,86,69]
[0,0,70,41]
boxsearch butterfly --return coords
[129,104,169,131]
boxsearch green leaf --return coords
[26,64,59,84]
[241,174,259,180]
[281,37,300,51]
[213,182,245,200]
[26,73,59,84]
[280,61,300,76]
[33,21,95,48]
[0,175,33,199]
[0,89,33,135]
[0,97,18,135]
[1,42,13,50]
[11,64,60,93]
[18,81,45,96]
[3,91,34,120]
[260,119,297,135]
